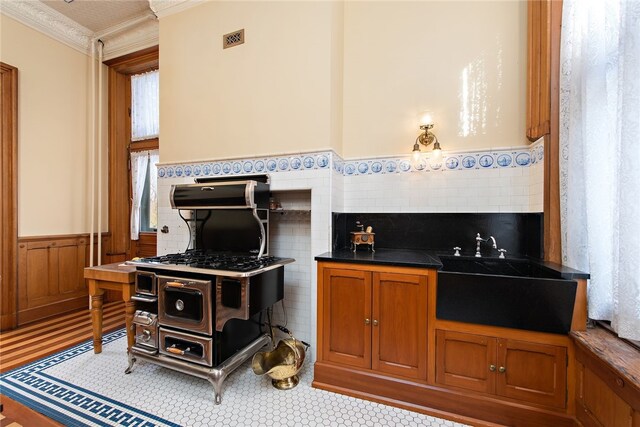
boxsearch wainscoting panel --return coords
[16,233,110,326]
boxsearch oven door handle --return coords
[131,295,157,303]
[167,345,191,355]
[165,281,186,287]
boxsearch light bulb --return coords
[419,112,433,128]
[411,146,422,166]
[431,146,442,160]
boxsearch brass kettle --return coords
[252,338,306,390]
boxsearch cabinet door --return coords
[496,338,567,408]
[435,330,496,394]
[372,272,427,380]
[322,268,372,369]
[576,361,634,427]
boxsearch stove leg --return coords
[207,370,227,405]
[124,350,136,374]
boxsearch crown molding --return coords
[148,0,205,19]
[102,18,158,61]
[1,0,92,54]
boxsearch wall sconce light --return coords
[411,113,442,165]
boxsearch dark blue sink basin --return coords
[436,256,577,334]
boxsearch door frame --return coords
[1,62,18,330]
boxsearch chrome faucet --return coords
[475,233,497,257]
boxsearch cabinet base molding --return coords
[313,361,577,427]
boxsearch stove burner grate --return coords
[138,250,284,272]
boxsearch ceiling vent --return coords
[223,29,244,49]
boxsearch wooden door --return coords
[496,338,567,408]
[435,330,496,394]
[322,268,372,369]
[372,272,427,380]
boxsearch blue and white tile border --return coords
[157,141,543,179]
[158,152,331,180]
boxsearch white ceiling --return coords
[40,0,153,33]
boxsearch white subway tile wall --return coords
[269,190,312,345]
[154,142,543,362]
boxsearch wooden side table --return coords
[84,263,136,354]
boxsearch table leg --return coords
[124,299,136,351]
[88,281,105,354]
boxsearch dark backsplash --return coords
[333,213,543,259]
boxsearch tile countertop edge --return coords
[315,249,590,279]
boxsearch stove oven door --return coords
[158,275,212,335]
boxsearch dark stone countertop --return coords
[314,249,442,269]
[315,248,590,279]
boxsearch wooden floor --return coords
[0,302,126,426]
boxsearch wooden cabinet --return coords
[574,329,640,427]
[321,266,428,380]
[436,329,567,409]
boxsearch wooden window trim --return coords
[1,62,18,331]
[106,46,159,262]
[131,138,159,152]
[527,1,562,263]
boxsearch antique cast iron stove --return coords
[126,175,293,404]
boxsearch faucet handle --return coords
[498,249,507,259]
[453,247,461,256]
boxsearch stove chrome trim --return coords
[252,208,266,258]
[127,334,272,405]
[135,271,157,296]
[159,327,213,367]
[157,275,213,335]
[126,258,295,278]
[215,276,250,332]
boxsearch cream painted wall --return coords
[0,15,107,236]
[160,1,527,162]
[342,1,528,158]
[159,1,342,164]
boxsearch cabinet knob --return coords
[365,318,370,325]
[373,320,379,326]
[498,366,506,373]
[616,377,624,388]
[489,364,496,372]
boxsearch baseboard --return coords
[313,361,577,427]
[18,296,88,326]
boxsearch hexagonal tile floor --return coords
[1,329,468,426]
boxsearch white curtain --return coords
[131,70,159,141]
[560,0,640,340]
[130,151,149,241]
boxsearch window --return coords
[130,69,159,240]
[131,70,159,141]
[130,149,158,238]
